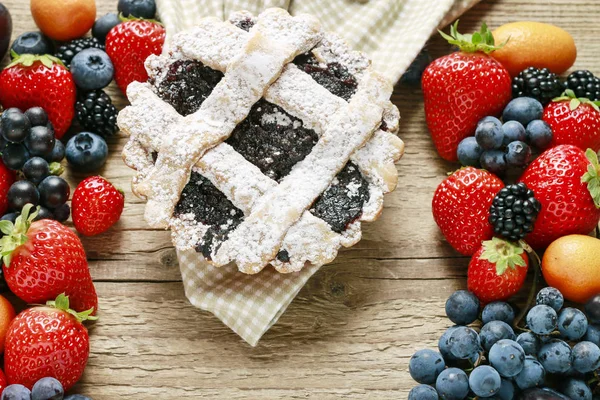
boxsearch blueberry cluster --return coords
[1,377,91,400]
[408,289,600,399]
[0,108,70,223]
[457,97,552,175]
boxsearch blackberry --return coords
[75,90,118,137]
[55,37,104,67]
[564,70,600,101]
[512,67,563,105]
[489,183,541,242]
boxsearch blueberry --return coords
[522,388,571,400]
[475,117,504,150]
[526,120,553,149]
[38,176,70,209]
[489,339,525,378]
[92,13,122,44]
[1,111,30,143]
[70,48,114,91]
[45,140,65,163]
[2,143,29,170]
[409,349,445,384]
[32,377,64,400]
[1,212,18,223]
[24,107,48,127]
[23,157,50,185]
[480,320,515,352]
[456,137,482,167]
[502,120,526,146]
[1,384,32,400]
[435,368,469,400]
[517,332,540,356]
[448,326,480,359]
[561,379,592,400]
[400,49,432,86]
[496,379,515,400]
[408,384,438,400]
[32,206,54,221]
[502,97,544,127]
[438,326,460,361]
[557,307,588,340]
[10,31,54,56]
[482,302,515,325]
[7,180,39,211]
[585,293,600,324]
[64,396,92,400]
[538,339,572,373]
[66,132,108,172]
[480,150,507,175]
[526,305,557,335]
[571,341,600,373]
[469,365,501,397]
[445,290,480,325]
[25,125,55,157]
[514,356,545,390]
[118,0,156,19]
[585,324,600,346]
[52,203,70,223]
[506,141,532,167]
[536,287,564,312]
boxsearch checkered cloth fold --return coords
[158,0,480,346]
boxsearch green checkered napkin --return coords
[159,0,480,346]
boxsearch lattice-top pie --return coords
[119,8,404,274]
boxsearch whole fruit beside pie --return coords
[422,22,512,162]
[72,176,125,236]
[30,0,96,41]
[0,2,11,61]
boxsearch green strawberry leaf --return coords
[480,237,526,275]
[47,294,98,323]
[438,20,505,54]
[582,149,600,208]
[0,204,39,267]
[554,90,600,112]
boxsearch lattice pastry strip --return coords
[134,9,322,228]
[119,8,404,274]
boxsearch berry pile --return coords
[2,377,91,400]
[408,288,600,399]
[0,107,70,223]
[457,97,553,174]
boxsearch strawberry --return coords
[0,368,6,394]
[72,176,125,236]
[0,53,76,139]
[519,145,600,249]
[0,160,14,216]
[543,89,600,152]
[105,19,166,95]
[422,22,512,162]
[0,204,97,313]
[432,167,504,256]
[4,294,96,391]
[467,238,529,303]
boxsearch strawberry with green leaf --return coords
[422,21,512,162]
[467,238,529,303]
[0,53,76,139]
[543,89,600,152]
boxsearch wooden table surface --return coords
[2,0,599,398]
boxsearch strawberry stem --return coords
[438,20,505,54]
[46,293,98,323]
[582,149,600,208]
[513,241,542,330]
[118,12,163,26]
[6,53,65,69]
[553,89,600,112]
[0,204,39,267]
[479,237,527,275]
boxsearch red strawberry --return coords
[72,176,125,236]
[543,90,600,152]
[105,19,166,95]
[0,54,76,139]
[519,145,600,249]
[432,167,504,256]
[0,204,98,313]
[0,368,6,394]
[422,22,512,162]
[467,238,529,303]
[0,160,14,215]
[4,294,96,391]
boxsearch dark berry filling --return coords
[233,18,255,32]
[293,53,358,101]
[152,60,224,116]
[174,172,244,259]
[310,162,370,233]
[226,99,319,182]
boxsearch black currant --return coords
[2,144,30,170]
[22,157,50,185]
[1,111,31,143]
[25,126,55,157]
[7,180,40,211]
[38,176,70,208]
[24,107,49,127]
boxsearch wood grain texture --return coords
[1,0,600,398]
